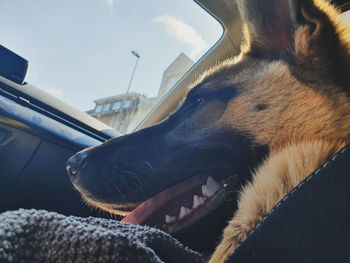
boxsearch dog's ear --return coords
[236,0,342,57]
[236,0,295,57]
[237,0,350,85]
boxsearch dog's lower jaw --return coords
[209,140,346,263]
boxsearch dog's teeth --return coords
[179,206,192,219]
[165,215,177,224]
[207,176,221,193]
[193,195,199,209]
[193,195,203,209]
[202,184,215,198]
[193,195,205,209]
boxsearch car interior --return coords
[1,0,350,261]
[0,0,246,219]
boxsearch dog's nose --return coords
[66,150,89,181]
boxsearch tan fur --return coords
[206,1,350,262]
[69,2,350,260]
[209,140,346,263]
[218,61,350,151]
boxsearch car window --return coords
[0,0,223,134]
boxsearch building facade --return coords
[87,53,194,134]
[157,53,194,98]
[87,92,155,134]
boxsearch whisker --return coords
[111,183,130,204]
[123,170,145,197]
[101,178,119,200]
[144,161,156,175]
[119,178,138,203]
[139,161,159,187]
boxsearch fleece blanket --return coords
[0,209,203,263]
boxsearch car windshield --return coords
[0,0,223,134]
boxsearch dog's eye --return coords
[196,97,203,104]
[194,94,206,105]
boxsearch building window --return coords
[102,103,110,112]
[122,100,132,109]
[95,104,103,113]
[112,101,121,110]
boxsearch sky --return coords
[0,0,222,111]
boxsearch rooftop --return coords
[94,92,148,104]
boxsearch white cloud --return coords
[152,14,207,58]
[45,88,63,99]
[106,0,118,7]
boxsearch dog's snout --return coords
[66,150,88,181]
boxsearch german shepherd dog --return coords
[66,0,350,262]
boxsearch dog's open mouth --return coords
[117,172,236,234]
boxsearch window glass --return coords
[95,105,103,113]
[123,100,132,109]
[0,0,223,134]
[112,101,121,111]
[102,103,110,112]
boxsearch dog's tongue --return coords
[122,175,205,225]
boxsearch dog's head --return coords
[67,0,350,249]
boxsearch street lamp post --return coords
[127,50,140,94]
[116,50,140,132]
